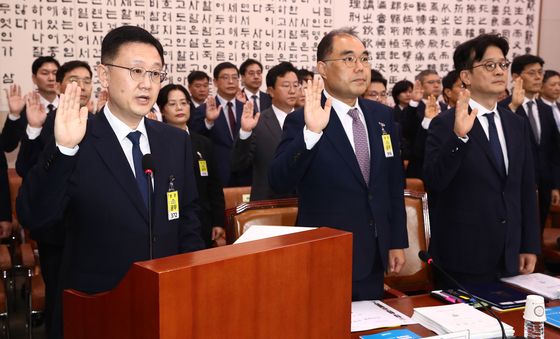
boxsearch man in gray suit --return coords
[231,62,299,200]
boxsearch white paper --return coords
[234,225,316,244]
[351,300,416,332]
[501,273,560,300]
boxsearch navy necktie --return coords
[252,95,259,114]
[526,100,540,144]
[484,112,506,177]
[47,104,55,114]
[127,131,148,207]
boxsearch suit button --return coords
[498,218,506,224]
[369,220,374,226]
[152,236,158,243]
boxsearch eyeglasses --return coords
[105,63,167,83]
[66,76,93,85]
[278,82,301,90]
[522,69,544,77]
[322,54,372,68]
[218,75,239,82]
[365,91,387,100]
[471,60,511,72]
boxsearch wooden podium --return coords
[64,227,352,339]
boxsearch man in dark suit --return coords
[17,26,204,339]
[2,56,60,152]
[240,58,272,113]
[187,70,210,109]
[424,34,540,287]
[499,55,560,230]
[402,70,448,179]
[269,28,408,300]
[232,62,299,201]
[442,70,463,109]
[539,70,560,133]
[189,62,251,187]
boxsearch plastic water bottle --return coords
[524,295,545,339]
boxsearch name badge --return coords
[167,175,179,220]
[379,122,394,158]
[198,160,208,177]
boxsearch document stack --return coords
[412,303,515,338]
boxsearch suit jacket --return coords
[17,111,205,294]
[269,97,408,281]
[1,107,28,152]
[0,137,10,222]
[231,107,292,201]
[423,106,540,276]
[245,90,272,113]
[499,97,560,190]
[189,96,252,187]
[189,132,225,248]
[402,101,448,179]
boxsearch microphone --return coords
[142,154,155,260]
[418,250,516,339]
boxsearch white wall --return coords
[539,0,560,71]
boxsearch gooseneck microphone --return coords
[142,154,155,259]
[418,250,512,339]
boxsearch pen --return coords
[431,290,463,304]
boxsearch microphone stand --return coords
[145,169,154,259]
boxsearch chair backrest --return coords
[7,169,21,220]
[223,186,251,210]
[384,189,432,293]
[405,178,425,192]
[226,198,299,242]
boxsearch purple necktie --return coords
[348,108,370,185]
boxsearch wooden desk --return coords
[351,295,560,338]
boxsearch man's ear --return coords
[97,64,109,89]
[317,61,327,80]
[459,70,471,87]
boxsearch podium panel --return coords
[64,227,352,339]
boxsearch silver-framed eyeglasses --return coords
[471,60,511,72]
[105,63,167,83]
[322,54,372,68]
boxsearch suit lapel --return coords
[360,99,384,188]
[145,120,169,216]
[91,113,148,221]
[498,107,517,182]
[262,108,282,142]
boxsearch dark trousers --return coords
[351,249,384,301]
[37,242,64,339]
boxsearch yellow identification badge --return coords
[198,160,208,177]
[167,190,179,220]
[382,134,394,158]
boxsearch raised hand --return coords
[97,89,108,109]
[240,100,260,132]
[54,82,89,149]
[509,77,525,112]
[26,92,47,128]
[4,84,26,116]
[304,77,331,133]
[424,95,439,119]
[453,89,478,138]
[411,80,424,102]
[205,96,221,123]
[235,90,247,104]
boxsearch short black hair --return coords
[31,56,60,75]
[391,80,413,105]
[317,27,361,61]
[453,34,509,72]
[511,54,544,75]
[371,69,387,87]
[213,62,239,79]
[187,70,210,85]
[297,68,314,82]
[266,62,298,88]
[415,69,439,82]
[56,60,92,83]
[157,83,191,111]
[101,25,164,64]
[442,70,461,91]
[544,70,560,83]
[239,59,263,76]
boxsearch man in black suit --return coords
[499,55,560,230]
[240,58,272,113]
[187,70,210,109]
[17,26,204,338]
[2,56,60,152]
[539,70,560,133]
[189,62,251,187]
[269,28,407,300]
[442,70,463,109]
[403,69,448,179]
[424,34,540,286]
[232,62,299,201]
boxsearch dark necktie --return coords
[348,108,370,185]
[47,104,55,114]
[252,95,259,114]
[526,100,540,144]
[127,131,148,208]
[484,112,506,177]
[227,102,237,138]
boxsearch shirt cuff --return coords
[421,117,432,130]
[26,125,42,140]
[239,129,252,140]
[409,100,419,108]
[8,113,20,121]
[457,135,469,143]
[56,143,79,156]
[303,126,322,150]
[204,119,214,130]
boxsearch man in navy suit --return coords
[17,26,204,338]
[189,62,251,187]
[240,58,272,113]
[539,70,560,134]
[269,28,408,300]
[499,55,560,230]
[424,34,540,287]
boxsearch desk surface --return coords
[351,295,560,338]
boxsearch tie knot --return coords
[347,108,360,120]
[47,104,55,112]
[127,131,142,146]
[227,101,233,108]
[527,100,535,108]
[252,95,258,100]
[484,111,495,121]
